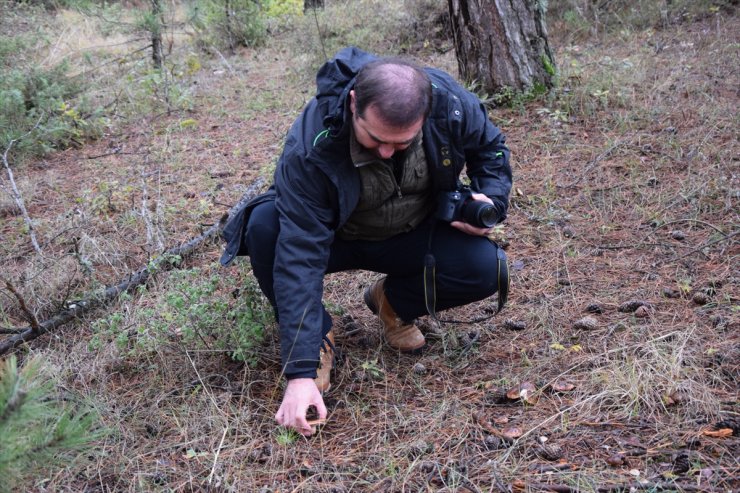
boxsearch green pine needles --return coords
[0,355,105,493]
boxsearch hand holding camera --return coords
[436,186,501,230]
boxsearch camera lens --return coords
[463,201,498,228]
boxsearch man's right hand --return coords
[275,378,327,436]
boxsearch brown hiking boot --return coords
[314,330,334,393]
[363,279,426,352]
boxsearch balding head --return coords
[353,58,432,128]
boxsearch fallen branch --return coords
[0,328,25,335]
[512,482,576,493]
[668,229,739,262]
[557,139,625,189]
[597,482,725,493]
[2,121,45,255]
[0,177,266,356]
[2,277,42,333]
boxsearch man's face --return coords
[349,90,424,160]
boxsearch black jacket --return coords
[221,47,512,378]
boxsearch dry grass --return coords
[1,1,738,491]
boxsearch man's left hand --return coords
[450,193,495,236]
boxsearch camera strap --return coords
[423,223,509,324]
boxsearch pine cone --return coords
[672,453,690,474]
[536,442,563,461]
[484,388,509,405]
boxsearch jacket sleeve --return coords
[458,91,512,223]
[272,129,338,379]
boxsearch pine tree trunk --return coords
[447,0,555,95]
[151,0,164,68]
[304,0,324,11]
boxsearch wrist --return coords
[285,370,317,380]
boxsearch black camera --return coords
[436,186,499,228]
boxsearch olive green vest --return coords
[338,129,433,241]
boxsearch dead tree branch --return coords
[0,177,266,356]
[557,139,625,189]
[1,123,44,255]
[1,277,42,334]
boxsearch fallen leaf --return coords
[550,342,566,351]
[550,380,576,392]
[507,381,538,404]
[702,428,733,438]
[606,454,626,467]
[502,426,523,440]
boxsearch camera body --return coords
[436,186,499,228]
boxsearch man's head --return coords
[350,58,432,159]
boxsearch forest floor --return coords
[1,2,738,492]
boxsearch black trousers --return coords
[244,200,502,335]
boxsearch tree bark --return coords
[151,0,164,68]
[447,0,555,95]
[304,0,324,11]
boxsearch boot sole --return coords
[364,285,427,354]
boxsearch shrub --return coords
[90,263,273,366]
[262,0,303,18]
[0,355,105,493]
[547,0,737,40]
[0,8,104,161]
[188,0,267,51]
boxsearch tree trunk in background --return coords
[304,0,324,11]
[447,0,555,95]
[150,0,163,68]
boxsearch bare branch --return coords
[1,120,45,255]
[0,328,25,335]
[1,277,42,334]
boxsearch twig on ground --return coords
[489,461,510,493]
[2,277,42,334]
[185,349,223,413]
[557,140,626,189]
[516,483,577,493]
[212,47,236,76]
[2,122,45,255]
[667,229,739,263]
[140,167,165,251]
[597,482,725,492]
[654,218,730,237]
[0,177,266,356]
[207,427,228,485]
